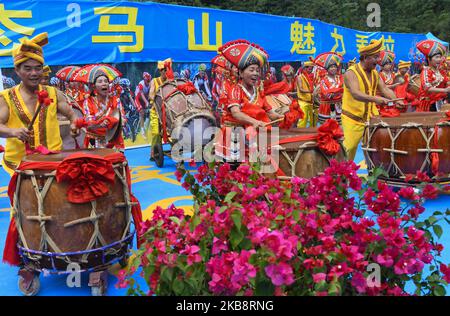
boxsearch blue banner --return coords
[0,0,447,68]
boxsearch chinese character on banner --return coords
[91,7,144,53]
[331,28,346,56]
[355,34,369,52]
[0,4,35,57]
[380,35,395,52]
[188,12,222,51]
[290,21,316,55]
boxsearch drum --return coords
[154,79,217,150]
[363,112,450,186]
[58,94,86,149]
[441,104,450,112]
[216,126,346,179]
[14,148,134,271]
[407,74,420,96]
[264,94,291,115]
[268,128,346,179]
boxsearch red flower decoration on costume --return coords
[317,119,344,155]
[35,90,53,106]
[56,154,116,204]
[0,145,4,153]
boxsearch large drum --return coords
[216,126,346,179]
[154,79,217,151]
[407,74,421,96]
[58,94,86,149]
[13,149,133,272]
[363,112,450,186]
[264,94,291,115]
[267,128,346,179]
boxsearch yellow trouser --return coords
[297,101,315,128]
[150,107,160,146]
[342,115,365,161]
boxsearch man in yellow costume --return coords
[0,32,79,176]
[148,58,173,160]
[341,39,399,161]
[296,60,316,127]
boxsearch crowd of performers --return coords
[1,32,449,174]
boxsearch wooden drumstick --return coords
[27,103,43,131]
[264,117,285,126]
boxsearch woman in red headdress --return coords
[314,52,344,125]
[219,40,284,128]
[416,40,449,112]
[81,73,124,150]
[378,51,400,90]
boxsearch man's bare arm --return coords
[0,95,29,141]
[344,71,390,105]
[378,79,398,100]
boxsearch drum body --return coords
[270,128,346,178]
[264,94,291,115]
[14,149,133,271]
[363,112,450,186]
[154,79,217,150]
[407,74,420,96]
[58,94,86,149]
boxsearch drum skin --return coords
[264,94,291,115]
[17,149,130,270]
[364,112,450,182]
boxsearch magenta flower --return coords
[265,263,295,286]
[181,245,202,265]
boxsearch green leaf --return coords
[428,216,438,225]
[189,214,201,231]
[255,276,275,296]
[433,225,443,239]
[328,281,341,296]
[433,211,443,216]
[172,280,185,295]
[169,216,180,225]
[224,191,237,204]
[239,238,253,250]
[160,267,173,284]
[231,210,243,230]
[292,209,300,222]
[433,285,446,296]
[230,226,244,249]
[218,206,228,214]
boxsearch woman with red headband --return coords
[314,52,344,125]
[416,40,449,111]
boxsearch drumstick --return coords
[388,98,404,102]
[27,103,43,130]
[264,117,285,126]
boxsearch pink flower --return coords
[312,273,327,283]
[398,187,419,200]
[180,245,202,265]
[408,205,425,219]
[351,272,367,294]
[440,264,450,283]
[265,263,295,286]
[174,169,183,182]
[421,184,438,200]
[376,253,394,268]
[188,159,196,167]
[212,237,228,255]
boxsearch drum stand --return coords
[18,268,40,296]
[88,270,109,296]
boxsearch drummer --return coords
[0,32,79,176]
[394,60,418,111]
[314,52,344,125]
[416,40,449,112]
[378,51,401,91]
[296,61,315,127]
[148,58,174,160]
[40,65,51,85]
[341,38,400,161]
[81,72,124,150]
[219,40,284,128]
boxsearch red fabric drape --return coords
[379,107,401,117]
[3,152,143,266]
[176,82,197,95]
[0,145,4,153]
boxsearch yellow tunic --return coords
[296,73,315,128]
[1,84,62,175]
[149,77,164,146]
[341,63,379,161]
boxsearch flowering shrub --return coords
[119,160,450,296]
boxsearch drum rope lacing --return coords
[14,161,133,269]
